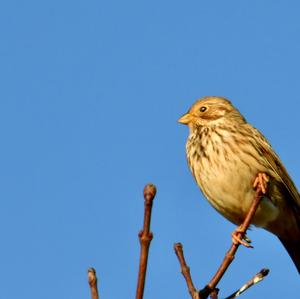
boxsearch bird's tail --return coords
[279,237,300,274]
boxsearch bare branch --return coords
[199,187,264,298]
[135,184,157,299]
[174,243,199,299]
[175,186,266,299]
[88,268,99,299]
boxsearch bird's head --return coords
[178,96,246,130]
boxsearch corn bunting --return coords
[179,96,300,272]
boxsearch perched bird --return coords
[178,96,300,272]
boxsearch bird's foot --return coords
[253,172,269,194]
[231,226,253,248]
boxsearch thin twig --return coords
[174,243,199,299]
[199,187,264,298]
[135,184,157,299]
[224,268,269,299]
[88,268,99,299]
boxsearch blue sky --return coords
[0,1,300,298]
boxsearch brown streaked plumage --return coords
[179,96,300,273]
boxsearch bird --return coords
[178,96,300,273]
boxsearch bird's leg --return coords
[231,226,253,248]
[253,172,269,194]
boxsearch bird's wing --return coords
[244,124,300,208]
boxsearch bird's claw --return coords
[231,228,253,248]
[253,173,269,194]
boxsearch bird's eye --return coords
[199,106,207,112]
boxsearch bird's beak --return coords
[178,112,193,125]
